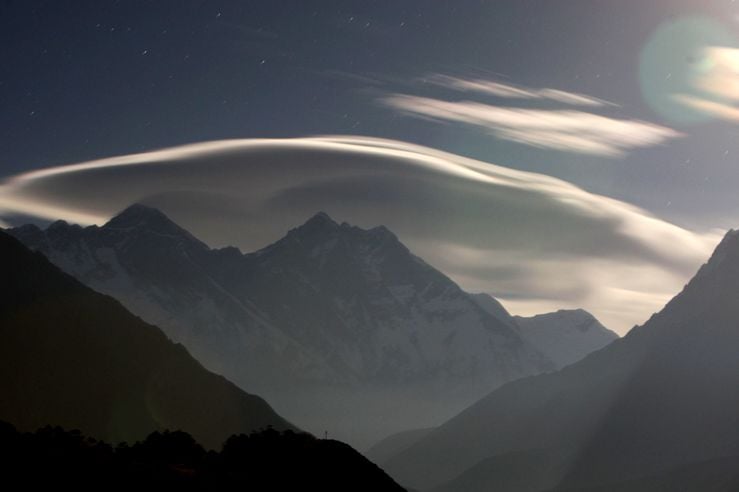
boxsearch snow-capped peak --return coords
[102,203,208,249]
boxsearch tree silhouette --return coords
[0,420,405,491]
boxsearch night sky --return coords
[2,0,739,332]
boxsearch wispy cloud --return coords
[673,94,739,122]
[0,137,720,333]
[426,74,617,107]
[674,46,739,121]
[381,94,682,157]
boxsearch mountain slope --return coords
[0,229,294,449]
[383,230,739,491]
[365,427,435,465]
[9,205,561,447]
[551,455,739,492]
[468,292,517,327]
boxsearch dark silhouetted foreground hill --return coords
[383,230,739,492]
[0,421,405,491]
[0,230,293,449]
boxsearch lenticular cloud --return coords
[0,136,719,332]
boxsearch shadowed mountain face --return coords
[7,205,614,448]
[0,230,294,449]
[381,230,739,492]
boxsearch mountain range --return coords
[7,204,616,448]
[5,204,738,491]
[379,229,739,491]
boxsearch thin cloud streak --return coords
[673,94,739,122]
[426,74,618,107]
[0,136,721,333]
[382,95,683,156]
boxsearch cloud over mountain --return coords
[0,136,720,332]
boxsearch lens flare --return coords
[639,16,737,125]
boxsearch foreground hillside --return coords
[0,230,293,449]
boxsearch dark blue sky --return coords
[2,0,739,229]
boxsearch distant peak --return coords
[693,228,739,280]
[268,213,407,260]
[104,204,174,233]
[720,229,739,249]
[556,308,591,317]
[313,211,332,221]
[102,204,207,248]
[47,219,71,230]
[520,309,593,321]
[294,213,402,241]
[369,224,392,235]
[104,203,173,228]
[306,211,338,225]
[291,212,341,235]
